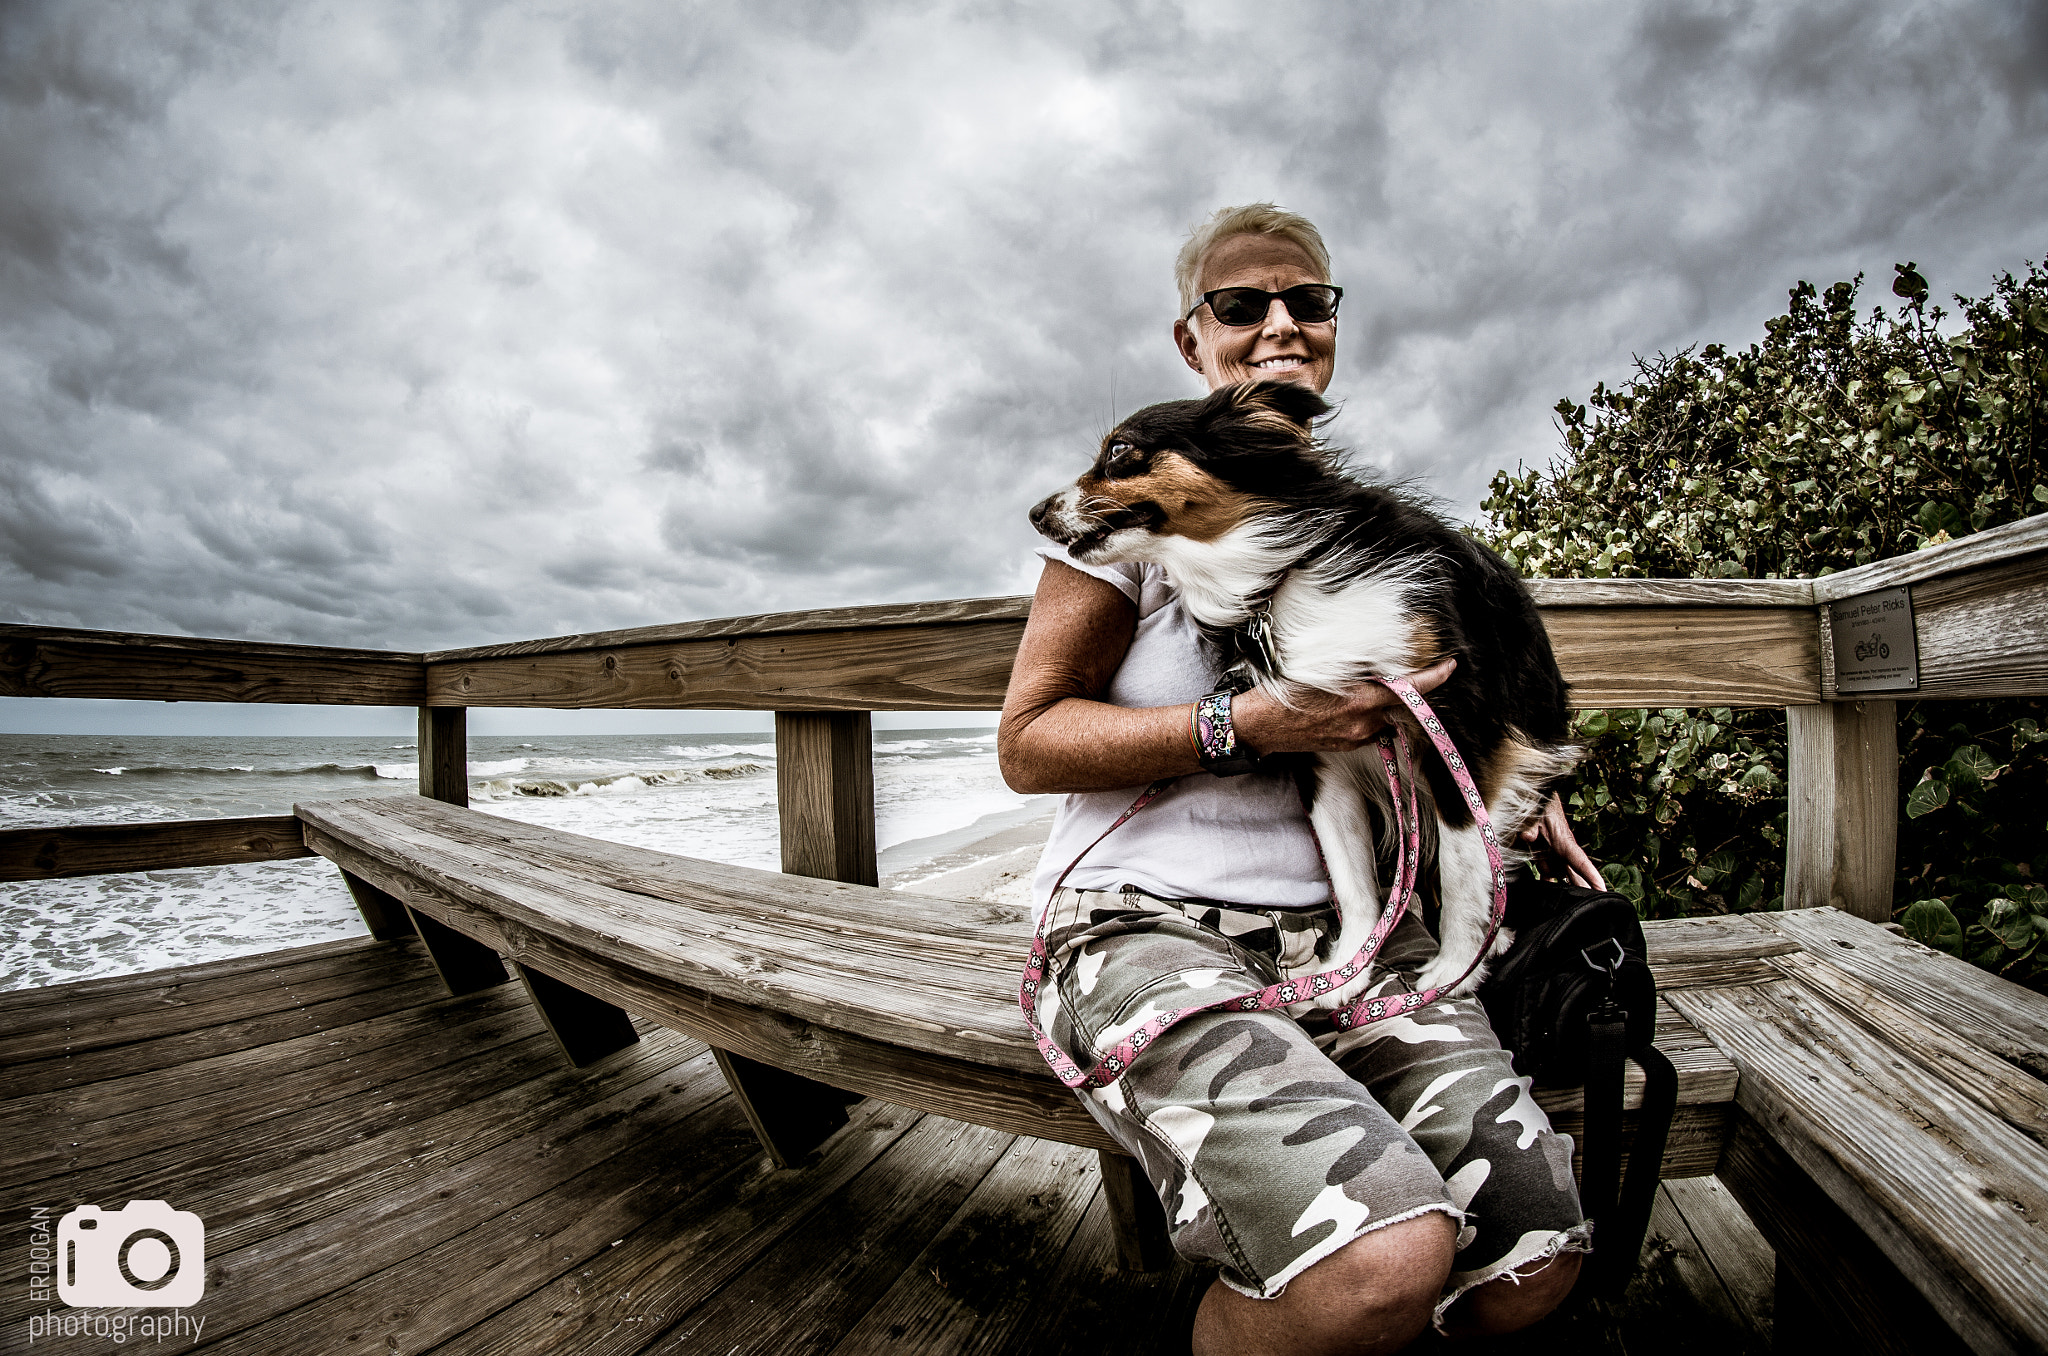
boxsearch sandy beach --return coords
[881,804,1054,909]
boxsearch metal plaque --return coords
[1829,585,1919,693]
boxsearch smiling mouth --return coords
[1253,356,1307,371]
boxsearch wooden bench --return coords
[296,793,1739,1274]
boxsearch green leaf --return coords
[1981,898,2037,950]
[1901,899,1964,952]
[1905,779,1950,818]
[1950,744,2000,780]
[1576,710,1610,737]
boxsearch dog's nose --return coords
[1028,495,1057,531]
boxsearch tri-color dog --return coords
[1028,380,1579,1002]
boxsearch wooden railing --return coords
[3,514,2045,919]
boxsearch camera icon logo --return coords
[56,1200,206,1308]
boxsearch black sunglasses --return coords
[1186,284,1342,327]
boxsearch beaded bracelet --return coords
[1191,688,1260,776]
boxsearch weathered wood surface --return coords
[424,595,1037,661]
[1669,915,2048,1355]
[1714,1112,1961,1356]
[1523,577,1816,607]
[2,924,1773,1353]
[1784,698,1898,920]
[1649,1175,1775,1347]
[423,605,1825,713]
[0,814,312,881]
[0,623,424,704]
[1754,906,2048,1078]
[298,810,1117,1149]
[1894,544,2048,700]
[293,796,1737,1166]
[1809,510,2048,602]
[425,621,1027,711]
[1540,606,1820,708]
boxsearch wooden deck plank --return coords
[645,1117,1015,1354]
[1753,907,2048,1077]
[823,1134,1099,1355]
[994,1188,1208,1356]
[5,990,552,1186]
[0,966,482,1126]
[1671,979,2048,1354]
[166,1040,729,1349]
[0,947,444,1062]
[193,1053,748,1356]
[0,935,416,1038]
[0,962,445,1100]
[1644,1188,1757,1345]
[0,932,390,1016]
[1660,1176,1775,1344]
[195,1031,707,1258]
[425,1099,926,1356]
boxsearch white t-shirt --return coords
[1028,546,1332,911]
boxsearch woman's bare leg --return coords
[1191,1211,1455,1356]
[1438,1249,1582,1337]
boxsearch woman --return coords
[999,204,1604,1355]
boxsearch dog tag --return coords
[1828,586,1918,693]
[1243,610,1279,675]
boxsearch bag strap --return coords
[1586,1045,1677,1300]
[1019,676,1508,1090]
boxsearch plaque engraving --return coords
[1829,585,1919,693]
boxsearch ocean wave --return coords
[92,763,382,780]
[472,762,767,801]
[662,743,776,760]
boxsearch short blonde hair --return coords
[1174,203,1333,319]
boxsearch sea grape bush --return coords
[1475,260,2048,991]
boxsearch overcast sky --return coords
[4,0,2045,733]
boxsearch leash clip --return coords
[1243,608,1279,674]
[1580,937,1626,977]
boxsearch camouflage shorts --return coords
[1036,886,1591,1314]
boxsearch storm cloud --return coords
[3,0,2044,652]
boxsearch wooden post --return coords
[1785,700,1898,921]
[774,711,878,886]
[418,707,468,807]
[1098,1150,1173,1272]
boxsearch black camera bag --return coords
[1477,874,1677,1301]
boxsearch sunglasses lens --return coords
[1285,286,1338,323]
[1209,289,1269,325]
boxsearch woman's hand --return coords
[1518,793,1607,890]
[1229,655,1459,755]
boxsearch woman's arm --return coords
[998,559,1459,795]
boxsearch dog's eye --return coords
[1102,443,1144,477]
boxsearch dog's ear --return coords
[1195,380,1328,447]
[1233,380,1329,430]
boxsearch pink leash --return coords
[1018,675,1508,1090]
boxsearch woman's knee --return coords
[1441,1247,1582,1337]
[1199,1211,1456,1356]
